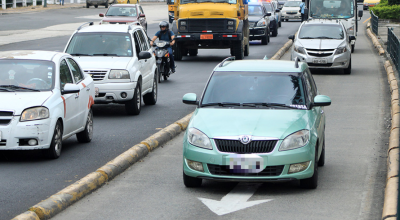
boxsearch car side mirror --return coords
[265,12,271,17]
[358,10,363,18]
[99,13,104,17]
[139,13,146,17]
[313,95,331,107]
[138,51,151,60]
[288,35,295,41]
[182,93,198,105]
[349,35,356,42]
[62,83,80,95]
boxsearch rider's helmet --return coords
[159,21,169,33]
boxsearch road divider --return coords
[11,41,293,220]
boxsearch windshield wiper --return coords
[201,102,242,107]
[70,53,90,56]
[93,53,118,56]
[242,102,300,109]
[300,37,315,39]
[0,85,40,92]
[315,36,336,39]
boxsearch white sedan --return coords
[0,51,95,159]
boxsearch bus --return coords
[306,0,363,52]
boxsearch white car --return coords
[281,0,302,21]
[0,50,95,159]
[288,20,355,74]
[64,22,158,115]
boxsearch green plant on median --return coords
[371,0,400,19]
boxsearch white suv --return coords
[64,22,157,115]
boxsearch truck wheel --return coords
[174,44,183,61]
[189,49,198,56]
[86,3,89,7]
[244,40,250,56]
[231,40,244,60]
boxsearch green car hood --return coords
[190,108,310,139]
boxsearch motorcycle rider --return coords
[150,21,176,73]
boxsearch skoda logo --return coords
[240,135,251,145]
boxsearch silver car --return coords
[288,20,355,74]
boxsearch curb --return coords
[366,21,399,220]
[11,41,293,220]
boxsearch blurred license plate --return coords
[200,34,213,40]
[95,87,99,97]
[313,58,327,64]
[223,154,264,173]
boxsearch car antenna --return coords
[294,57,300,68]
[77,22,94,31]
[219,56,235,67]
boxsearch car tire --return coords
[279,20,282,27]
[183,172,202,187]
[143,73,158,105]
[105,1,108,8]
[231,40,244,60]
[285,19,288,21]
[94,5,98,8]
[44,121,63,159]
[299,146,318,189]
[344,59,351,74]
[351,44,355,53]
[174,43,183,61]
[272,26,278,37]
[244,39,250,56]
[189,49,198,56]
[86,3,89,8]
[125,83,141,115]
[76,109,93,143]
[261,31,268,45]
[318,140,325,167]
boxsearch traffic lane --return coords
[0,22,301,220]
[55,24,388,220]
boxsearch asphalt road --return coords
[50,10,391,220]
[0,4,305,220]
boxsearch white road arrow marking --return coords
[199,183,273,215]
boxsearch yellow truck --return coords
[169,0,250,60]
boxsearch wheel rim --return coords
[87,111,93,140]
[54,124,62,156]
[136,86,141,109]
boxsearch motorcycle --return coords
[152,40,173,83]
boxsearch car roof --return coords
[77,23,143,33]
[303,19,343,25]
[109,4,139,7]
[0,50,66,61]
[214,59,306,73]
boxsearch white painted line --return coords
[198,183,273,215]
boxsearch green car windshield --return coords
[201,71,306,108]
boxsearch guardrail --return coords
[371,10,379,35]
[387,27,400,74]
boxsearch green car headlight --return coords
[109,70,130,79]
[279,130,310,151]
[187,128,212,150]
[20,107,49,122]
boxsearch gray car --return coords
[288,20,355,74]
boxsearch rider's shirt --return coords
[155,30,175,43]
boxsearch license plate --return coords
[95,87,99,97]
[313,58,327,64]
[223,154,264,174]
[200,34,213,40]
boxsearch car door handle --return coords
[86,88,90,91]
[75,94,79,99]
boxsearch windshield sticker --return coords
[48,72,52,78]
[8,70,15,80]
[290,105,307,109]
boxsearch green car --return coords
[182,58,331,189]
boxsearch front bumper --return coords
[0,117,52,150]
[249,27,267,40]
[94,82,137,104]
[175,33,243,42]
[291,50,351,69]
[87,0,107,5]
[183,138,315,181]
[282,12,301,19]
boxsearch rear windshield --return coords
[106,6,137,17]
[284,1,301,7]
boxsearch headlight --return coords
[279,130,310,151]
[228,20,234,25]
[347,26,355,35]
[20,107,49,122]
[156,42,167,47]
[335,42,348,55]
[101,21,110,25]
[294,45,306,54]
[187,128,212,150]
[180,21,187,25]
[109,70,130,79]
[257,20,266,26]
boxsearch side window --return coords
[66,58,84,83]
[132,31,142,56]
[306,69,318,95]
[60,59,73,90]
[137,30,149,51]
[303,71,316,102]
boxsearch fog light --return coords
[121,92,127,98]
[28,139,38,146]
[186,158,204,172]
[288,161,310,174]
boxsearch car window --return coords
[65,33,133,57]
[60,59,74,90]
[201,71,306,107]
[263,3,273,12]
[106,6,137,17]
[248,5,264,16]
[132,31,142,56]
[137,30,149,51]
[299,24,344,39]
[284,1,301,6]
[302,71,316,105]
[66,58,84,83]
